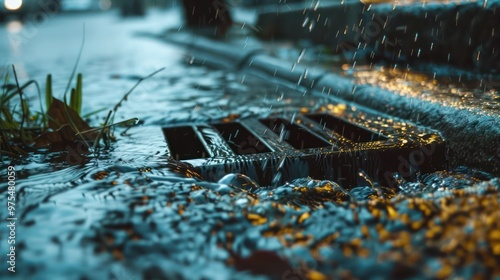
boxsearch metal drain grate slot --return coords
[162,126,209,160]
[212,122,272,155]
[259,118,332,149]
[306,113,388,142]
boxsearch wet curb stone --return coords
[158,32,264,70]
[365,1,500,72]
[157,32,324,89]
[155,33,500,176]
[256,1,366,52]
[256,1,500,72]
[244,54,324,89]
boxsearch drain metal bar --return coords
[162,109,446,188]
[259,118,333,150]
[212,122,272,155]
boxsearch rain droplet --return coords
[302,17,310,28]
[309,21,315,32]
[297,49,306,63]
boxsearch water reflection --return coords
[5,19,22,33]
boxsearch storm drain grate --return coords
[162,110,446,188]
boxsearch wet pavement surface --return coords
[1,6,500,280]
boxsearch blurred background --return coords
[0,0,172,18]
[0,0,305,19]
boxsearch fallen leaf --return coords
[34,98,97,147]
[32,131,63,147]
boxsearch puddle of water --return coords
[2,58,499,279]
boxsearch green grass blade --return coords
[93,110,112,153]
[81,107,107,119]
[1,72,9,94]
[3,80,38,104]
[11,65,26,143]
[110,67,165,132]
[21,99,29,126]
[63,24,85,100]
[45,74,53,113]
[75,118,138,136]
[1,108,16,129]
[75,73,82,115]
[0,149,20,158]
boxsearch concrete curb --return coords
[244,54,325,89]
[256,1,367,52]
[159,32,264,70]
[365,1,500,72]
[155,33,499,176]
[255,1,500,73]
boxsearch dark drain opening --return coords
[260,118,331,149]
[163,126,209,160]
[212,122,271,155]
[306,113,388,142]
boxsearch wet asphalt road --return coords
[0,7,182,110]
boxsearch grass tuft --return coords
[1,65,162,161]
